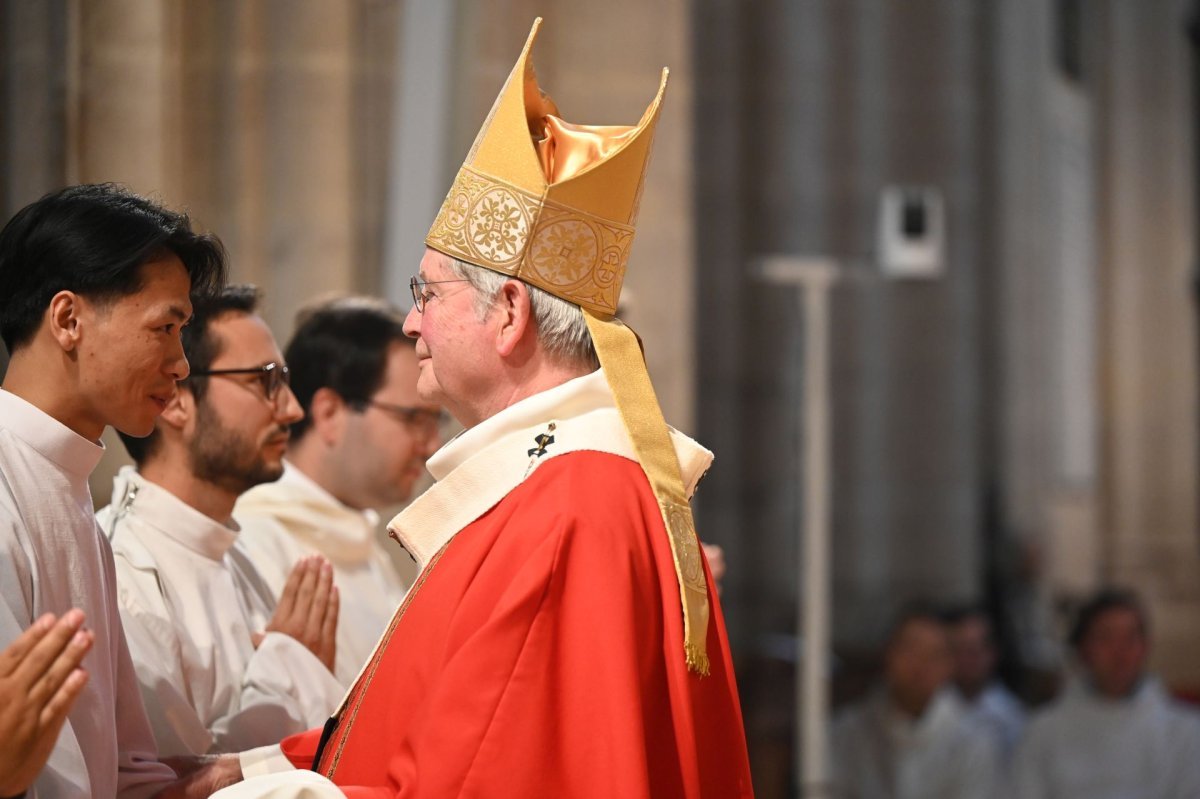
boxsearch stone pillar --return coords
[0,0,70,217]
[72,0,185,195]
[1095,0,1200,686]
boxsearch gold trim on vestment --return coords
[583,312,710,675]
[322,546,448,779]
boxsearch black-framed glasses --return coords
[364,400,448,439]
[409,275,473,313]
[188,362,291,404]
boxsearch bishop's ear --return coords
[494,279,534,357]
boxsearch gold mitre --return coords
[425,17,666,317]
[427,19,712,677]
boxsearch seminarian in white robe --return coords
[1012,677,1200,799]
[98,466,344,756]
[0,388,176,797]
[235,462,409,686]
[833,687,1001,799]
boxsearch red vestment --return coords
[279,450,754,798]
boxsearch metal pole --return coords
[758,256,837,799]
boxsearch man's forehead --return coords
[209,312,283,364]
[419,248,454,279]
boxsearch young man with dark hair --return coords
[0,183,230,796]
[100,284,343,757]
[236,295,443,685]
[1014,588,1200,798]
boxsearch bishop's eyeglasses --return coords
[188,362,291,405]
[410,275,473,313]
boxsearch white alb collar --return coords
[426,370,613,480]
[110,466,240,562]
[0,388,105,481]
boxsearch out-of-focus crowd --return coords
[831,589,1200,799]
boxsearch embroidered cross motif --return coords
[523,422,558,479]
[527,432,556,457]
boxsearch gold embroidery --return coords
[323,546,449,779]
[661,499,706,591]
[426,166,633,316]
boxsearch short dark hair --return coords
[286,295,411,441]
[118,284,261,464]
[941,603,989,627]
[0,183,227,351]
[1068,588,1148,650]
[885,602,948,649]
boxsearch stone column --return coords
[1095,0,1200,686]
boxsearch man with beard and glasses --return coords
[97,284,343,758]
[236,296,444,686]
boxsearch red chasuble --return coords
[279,450,754,798]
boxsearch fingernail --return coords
[71,631,90,648]
[63,609,85,627]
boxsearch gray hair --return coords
[446,258,599,371]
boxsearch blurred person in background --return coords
[102,284,343,756]
[945,605,1025,758]
[833,606,1000,799]
[1013,588,1200,798]
[235,295,443,686]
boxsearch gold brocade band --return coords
[426,165,635,317]
[583,310,711,675]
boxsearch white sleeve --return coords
[213,769,346,799]
[233,516,296,600]
[239,744,298,778]
[102,546,179,797]
[0,491,175,798]
[116,571,341,756]
[226,631,345,744]
[111,636,183,799]
[0,552,89,797]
